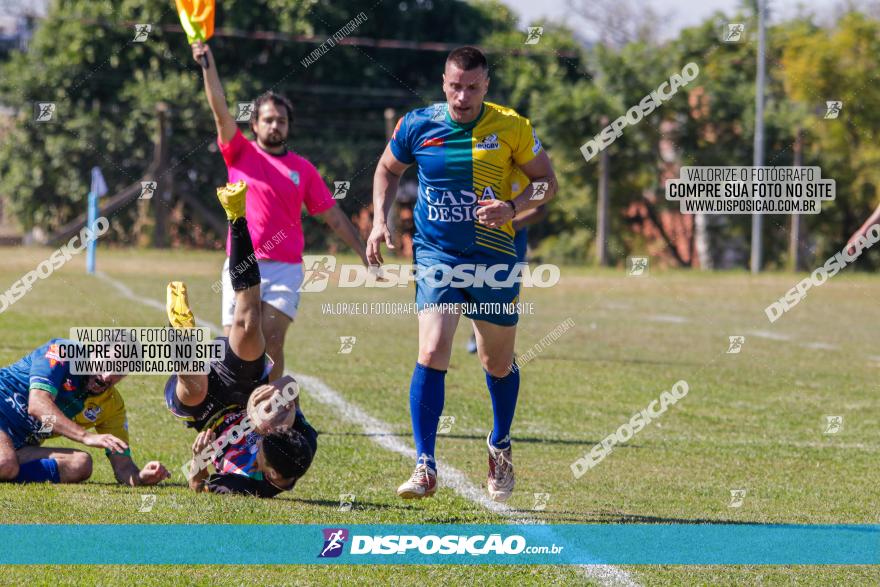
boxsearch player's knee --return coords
[67,451,93,483]
[0,458,19,480]
[233,313,262,340]
[482,356,514,378]
[418,347,451,370]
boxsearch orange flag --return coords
[174,0,215,44]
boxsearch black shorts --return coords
[164,337,271,430]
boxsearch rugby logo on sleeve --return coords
[531,128,542,154]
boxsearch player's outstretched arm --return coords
[108,454,170,487]
[192,41,237,145]
[367,144,410,265]
[315,205,368,266]
[28,389,128,454]
[846,202,880,253]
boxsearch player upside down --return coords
[166,180,317,497]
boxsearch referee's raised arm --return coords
[191,41,237,145]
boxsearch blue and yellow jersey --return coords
[0,339,86,410]
[389,101,543,260]
[510,168,530,261]
[0,339,130,455]
[57,386,131,457]
[0,339,91,422]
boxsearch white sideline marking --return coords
[748,330,793,341]
[96,271,640,587]
[799,341,838,351]
[646,314,689,323]
[750,331,841,351]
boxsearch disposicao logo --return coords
[318,528,349,558]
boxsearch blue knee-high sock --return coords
[410,363,446,469]
[14,459,60,483]
[486,363,520,449]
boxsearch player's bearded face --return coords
[252,102,289,148]
[443,64,489,123]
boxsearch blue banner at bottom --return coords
[0,524,875,565]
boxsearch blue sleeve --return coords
[389,112,415,165]
[29,341,68,397]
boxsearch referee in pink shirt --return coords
[192,41,367,380]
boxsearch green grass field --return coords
[0,246,877,586]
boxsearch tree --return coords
[780,11,880,266]
[0,0,517,248]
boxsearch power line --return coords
[72,19,581,58]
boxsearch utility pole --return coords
[750,0,767,274]
[788,128,803,271]
[153,102,171,248]
[596,115,610,266]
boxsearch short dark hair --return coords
[253,91,294,122]
[446,46,488,72]
[262,427,314,480]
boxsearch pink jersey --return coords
[220,129,335,263]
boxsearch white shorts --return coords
[221,258,303,326]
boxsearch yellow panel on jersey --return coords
[57,386,131,456]
[471,102,543,255]
[509,168,531,198]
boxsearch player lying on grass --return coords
[166,180,317,497]
[0,342,169,485]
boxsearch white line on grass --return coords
[95,271,640,587]
[646,314,689,323]
[747,330,793,341]
[799,341,839,351]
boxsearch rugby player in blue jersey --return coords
[0,344,169,486]
[367,47,558,501]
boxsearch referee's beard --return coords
[258,130,286,151]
